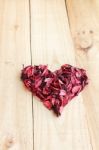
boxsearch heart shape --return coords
[21,64,88,116]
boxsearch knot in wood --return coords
[4,136,14,149]
[79,36,93,49]
[75,30,94,50]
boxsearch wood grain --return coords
[30,0,92,150]
[0,0,33,149]
[0,0,96,149]
[66,0,99,149]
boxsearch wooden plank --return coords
[0,0,33,149]
[30,0,92,149]
[66,0,99,149]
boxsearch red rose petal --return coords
[43,101,52,110]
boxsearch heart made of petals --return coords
[21,64,88,116]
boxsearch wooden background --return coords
[0,0,99,149]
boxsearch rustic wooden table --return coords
[0,0,99,150]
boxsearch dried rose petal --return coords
[43,100,52,110]
[21,64,88,116]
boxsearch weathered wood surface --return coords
[0,0,33,149]
[0,0,98,149]
[66,0,99,149]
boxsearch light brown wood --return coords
[0,0,33,149]
[66,0,99,149]
[31,0,92,150]
[0,0,97,149]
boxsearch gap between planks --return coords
[29,0,34,150]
